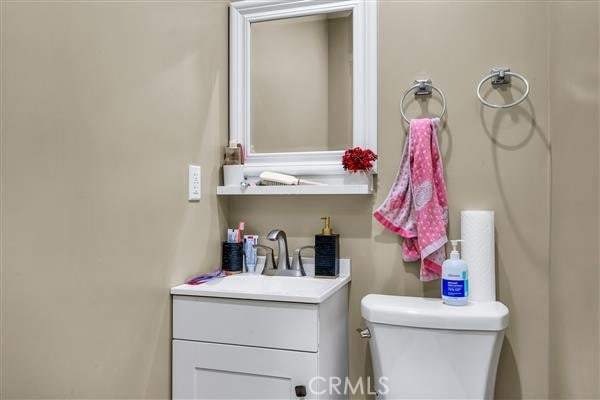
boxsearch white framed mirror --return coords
[230,0,377,177]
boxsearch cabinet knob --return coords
[295,385,307,398]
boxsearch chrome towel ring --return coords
[400,79,447,124]
[477,67,530,109]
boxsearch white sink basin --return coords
[170,259,350,303]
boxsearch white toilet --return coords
[361,295,509,399]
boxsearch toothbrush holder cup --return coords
[222,241,244,273]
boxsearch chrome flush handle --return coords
[357,327,371,338]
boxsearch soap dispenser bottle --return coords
[442,240,469,306]
[315,216,339,278]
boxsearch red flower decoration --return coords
[342,147,378,173]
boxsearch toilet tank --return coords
[361,295,509,400]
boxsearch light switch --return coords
[188,165,201,201]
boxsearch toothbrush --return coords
[259,171,325,186]
[237,222,245,243]
[186,269,227,285]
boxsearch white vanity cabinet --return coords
[171,263,350,400]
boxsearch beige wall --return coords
[548,3,599,399]
[2,1,599,399]
[1,2,229,398]
[231,2,598,399]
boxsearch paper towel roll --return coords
[461,210,496,302]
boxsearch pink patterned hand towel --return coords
[373,118,448,281]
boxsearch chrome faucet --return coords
[260,229,307,277]
[267,229,290,270]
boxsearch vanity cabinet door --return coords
[173,339,318,400]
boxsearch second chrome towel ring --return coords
[400,79,447,124]
[477,67,530,109]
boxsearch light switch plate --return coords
[188,165,201,201]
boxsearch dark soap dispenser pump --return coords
[315,216,340,278]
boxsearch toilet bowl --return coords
[361,294,509,399]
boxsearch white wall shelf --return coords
[217,184,372,196]
[218,173,374,195]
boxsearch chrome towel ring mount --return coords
[400,79,447,124]
[477,67,530,109]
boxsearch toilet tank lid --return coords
[361,295,509,331]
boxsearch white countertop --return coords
[171,258,351,303]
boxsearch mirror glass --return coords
[250,11,353,154]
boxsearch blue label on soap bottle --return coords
[443,279,465,297]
